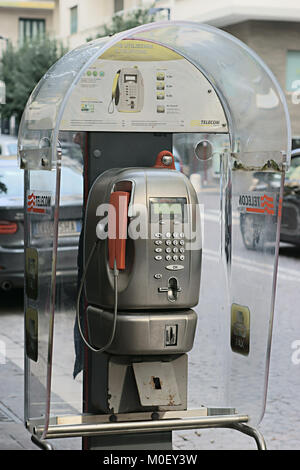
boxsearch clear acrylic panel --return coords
[49,131,84,418]
[20,21,290,435]
[18,22,291,170]
[24,166,58,426]
[173,135,284,424]
[134,22,291,160]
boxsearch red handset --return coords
[108,191,130,270]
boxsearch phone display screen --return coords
[150,197,187,222]
[124,74,137,83]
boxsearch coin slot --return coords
[168,277,179,302]
[152,376,162,390]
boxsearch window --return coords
[19,18,45,43]
[114,0,124,13]
[286,50,300,92]
[292,138,300,150]
[70,6,78,35]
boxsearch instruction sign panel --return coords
[59,39,228,133]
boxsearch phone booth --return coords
[18,21,291,450]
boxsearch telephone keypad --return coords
[153,232,186,270]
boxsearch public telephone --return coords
[80,151,202,355]
[109,67,144,113]
[20,20,289,449]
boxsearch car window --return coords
[7,143,17,155]
[286,156,300,180]
[71,146,83,160]
[61,143,83,160]
[0,168,23,197]
[0,166,83,198]
[60,167,83,195]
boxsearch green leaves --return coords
[0,36,68,124]
[95,6,156,38]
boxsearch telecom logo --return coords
[238,193,276,216]
[27,191,52,215]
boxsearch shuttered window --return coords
[19,18,45,43]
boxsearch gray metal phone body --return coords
[84,167,202,312]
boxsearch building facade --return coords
[223,20,300,146]
[153,0,300,146]
[0,0,57,49]
[1,0,300,144]
[54,0,143,49]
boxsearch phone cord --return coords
[108,98,114,114]
[76,240,119,353]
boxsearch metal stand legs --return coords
[229,423,267,450]
[31,434,54,450]
[29,412,267,450]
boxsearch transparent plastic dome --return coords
[18,21,291,169]
[20,21,290,445]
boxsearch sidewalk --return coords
[0,355,260,451]
[0,334,290,451]
[0,355,255,451]
[0,356,81,450]
[0,355,36,450]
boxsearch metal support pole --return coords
[229,423,267,450]
[31,434,54,450]
[34,413,249,439]
[29,409,267,450]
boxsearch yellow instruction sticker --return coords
[231,303,250,356]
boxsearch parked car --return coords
[61,141,83,160]
[173,153,183,172]
[0,135,18,157]
[240,149,300,249]
[0,157,83,291]
[280,148,300,245]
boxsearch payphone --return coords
[19,21,290,451]
[78,150,201,357]
[109,66,144,113]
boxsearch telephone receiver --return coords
[111,69,121,107]
[107,150,175,271]
[108,190,130,270]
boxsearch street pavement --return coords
[1,198,300,450]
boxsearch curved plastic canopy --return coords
[18,21,291,169]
